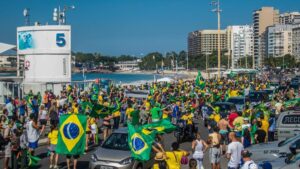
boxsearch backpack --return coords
[0,133,9,149]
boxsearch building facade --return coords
[187,29,227,57]
[188,31,201,57]
[253,7,279,67]
[279,12,300,24]
[266,24,294,58]
[228,25,253,68]
[293,26,300,60]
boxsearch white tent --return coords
[157,77,174,82]
[0,43,16,54]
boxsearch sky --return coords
[0,0,299,56]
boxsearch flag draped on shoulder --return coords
[56,114,87,155]
[195,71,205,89]
[128,122,156,161]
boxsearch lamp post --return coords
[211,0,222,80]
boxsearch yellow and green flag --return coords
[195,71,205,89]
[56,114,87,155]
[128,122,156,161]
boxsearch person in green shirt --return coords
[151,104,162,123]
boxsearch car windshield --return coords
[227,98,244,105]
[278,135,300,147]
[102,133,129,151]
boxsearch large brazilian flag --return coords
[56,114,87,155]
[128,122,156,161]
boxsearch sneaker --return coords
[53,165,58,169]
[50,165,53,169]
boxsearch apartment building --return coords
[227,25,253,68]
[187,29,227,57]
[253,7,279,67]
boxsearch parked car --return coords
[276,110,300,141]
[227,97,247,112]
[89,128,153,169]
[212,102,236,117]
[247,134,300,162]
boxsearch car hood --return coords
[94,147,131,162]
[247,141,279,151]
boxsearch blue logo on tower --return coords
[18,31,34,50]
[63,122,79,140]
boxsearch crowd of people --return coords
[0,74,298,169]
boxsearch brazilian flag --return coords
[128,122,156,161]
[141,119,176,135]
[56,114,87,155]
[195,70,205,89]
[90,104,114,118]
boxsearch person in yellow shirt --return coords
[152,152,168,169]
[165,142,189,169]
[260,114,269,140]
[48,125,59,169]
[126,104,134,120]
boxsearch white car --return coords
[247,134,300,161]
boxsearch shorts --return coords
[66,154,80,159]
[28,140,39,149]
[219,130,229,145]
[4,142,11,158]
[40,119,47,125]
[86,131,91,134]
[102,125,111,129]
[49,144,56,152]
[209,147,221,164]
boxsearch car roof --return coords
[228,97,244,100]
[213,102,235,106]
[112,127,128,134]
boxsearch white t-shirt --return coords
[241,160,258,169]
[227,141,244,168]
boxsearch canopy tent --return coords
[0,43,16,54]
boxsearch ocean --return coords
[72,73,162,84]
[0,72,179,84]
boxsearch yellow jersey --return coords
[48,129,58,145]
[165,151,188,169]
[181,114,193,125]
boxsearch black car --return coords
[212,102,236,117]
[248,91,269,103]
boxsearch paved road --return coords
[0,118,229,169]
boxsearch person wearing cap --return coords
[240,150,258,169]
[152,152,168,169]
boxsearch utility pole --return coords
[212,0,222,80]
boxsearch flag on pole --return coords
[56,114,87,155]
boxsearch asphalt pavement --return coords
[0,118,229,169]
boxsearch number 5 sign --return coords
[56,33,66,47]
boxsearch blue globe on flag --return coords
[132,136,145,151]
[63,122,79,140]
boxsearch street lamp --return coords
[211,0,222,80]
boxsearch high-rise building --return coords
[228,25,253,68]
[266,24,295,58]
[187,29,227,57]
[279,12,300,24]
[292,26,300,60]
[188,31,202,57]
[253,7,279,67]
